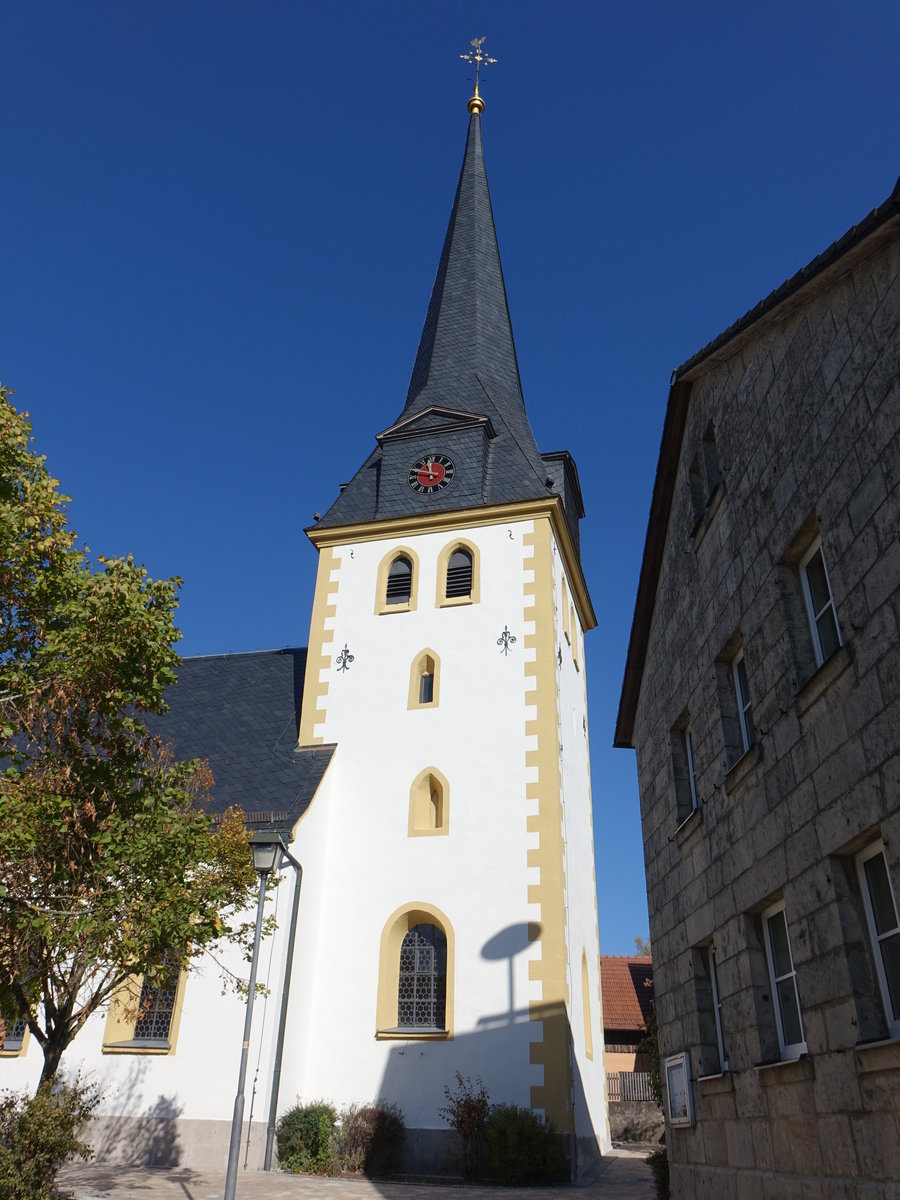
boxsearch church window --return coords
[386,556,412,605]
[376,903,454,1038]
[446,549,473,598]
[436,539,480,606]
[375,546,419,615]
[408,767,449,836]
[1,1017,28,1056]
[102,958,186,1054]
[408,649,441,710]
[398,924,447,1030]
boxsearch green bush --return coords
[0,1079,98,1200]
[276,1101,337,1175]
[481,1103,568,1184]
[646,1148,670,1199]
[336,1102,405,1176]
[438,1073,489,1180]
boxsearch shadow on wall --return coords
[372,923,602,1179]
[89,1061,184,1167]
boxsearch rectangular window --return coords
[800,538,841,667]
[732,650,756,753]
[2,1018,27,1052]
[418,673,434,704]
[762,902,806,1059]
[671,718,699,824]
[693,943,728,1075]
[133,960,179,1045]
[708,947,728,1072]
[857,842,900,1038]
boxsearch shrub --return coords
[438,1073,489,1180]
[646,1148,670,1199]
[0,1078,98,1200]
[481,1103,568,1184]
[276,1101,337,1175]
[336,1102,405,1176]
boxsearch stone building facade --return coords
[616,177,900,1197]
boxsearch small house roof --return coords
[600,955,654,1033]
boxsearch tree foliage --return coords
[0,385,257,1084]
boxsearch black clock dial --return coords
[408,454,456,494]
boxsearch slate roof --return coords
[146,648,334,838]
[315,110,558,531]
[600,955,654,1034]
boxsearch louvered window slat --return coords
[386,557,412,604]
[445,550,473,598]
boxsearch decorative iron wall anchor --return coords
[335,644,355,672]
[497,626,517,656]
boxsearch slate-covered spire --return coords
[402,108,546,484]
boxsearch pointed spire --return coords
[402,111,546,483]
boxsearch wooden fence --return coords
[606,1071,656,1103]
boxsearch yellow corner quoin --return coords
[374,544,421,615]
[407,766,450,837]
[435,536,481,607]
[375,902,455,1038]
[523,519,574,1132]
[298,545,341,745]
[101,967,188,1056]
[307,497,596,633]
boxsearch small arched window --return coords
[408,648,440,709]
[398,924,447,1030]
[409,767,448,836]
[386,556,412,605]
[446,549,473,599]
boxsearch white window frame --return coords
[762,901,807,1060]
[708,946,729,1072]
[731,649,754,753]
[856,840,900,1039]
[684,726,698,813]
[800,538,842,667]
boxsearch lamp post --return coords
[223,831,284,1200]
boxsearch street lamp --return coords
[223,830,285,1200]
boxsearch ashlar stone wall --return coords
[634,228,899,1199]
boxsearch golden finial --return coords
[460,36,497,114]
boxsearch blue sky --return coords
[2,2,897,954]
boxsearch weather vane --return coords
[460,36,497,113]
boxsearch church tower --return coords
[287,78,608,1171]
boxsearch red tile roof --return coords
[600,955,654,1033]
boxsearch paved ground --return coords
[60,1146,655,1200]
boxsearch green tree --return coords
[0,386,257,1085]
[634,935,651,957]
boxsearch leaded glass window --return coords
[3,1018,27,1051]
[398,924,446,1029]
[133,960,179,1044]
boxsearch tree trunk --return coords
[38,1032,67,1090]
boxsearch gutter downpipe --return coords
[264,851,303,1170]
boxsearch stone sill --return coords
[375,1029,451,1041]
[795,645,853,715]
[697,1071,733,1094]
[724,742,763,794]
[855,1036,900,1073]
[754,1054,813,1084]
[692,484,725,552]
[674,806,702,845]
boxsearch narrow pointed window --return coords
[386,556,412,605]
[446,549,473,599]
[408,767,449,836]
[408,649,440,709]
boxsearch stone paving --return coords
[60,1146,655,1200]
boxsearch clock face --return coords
[408,454,456,494]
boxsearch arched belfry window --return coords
[375,546,419,615]
[398,924,447,1031]
[408,648,441,709]
[386,556,412,604]
[446,549,473,598]
[436,539,480,607]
